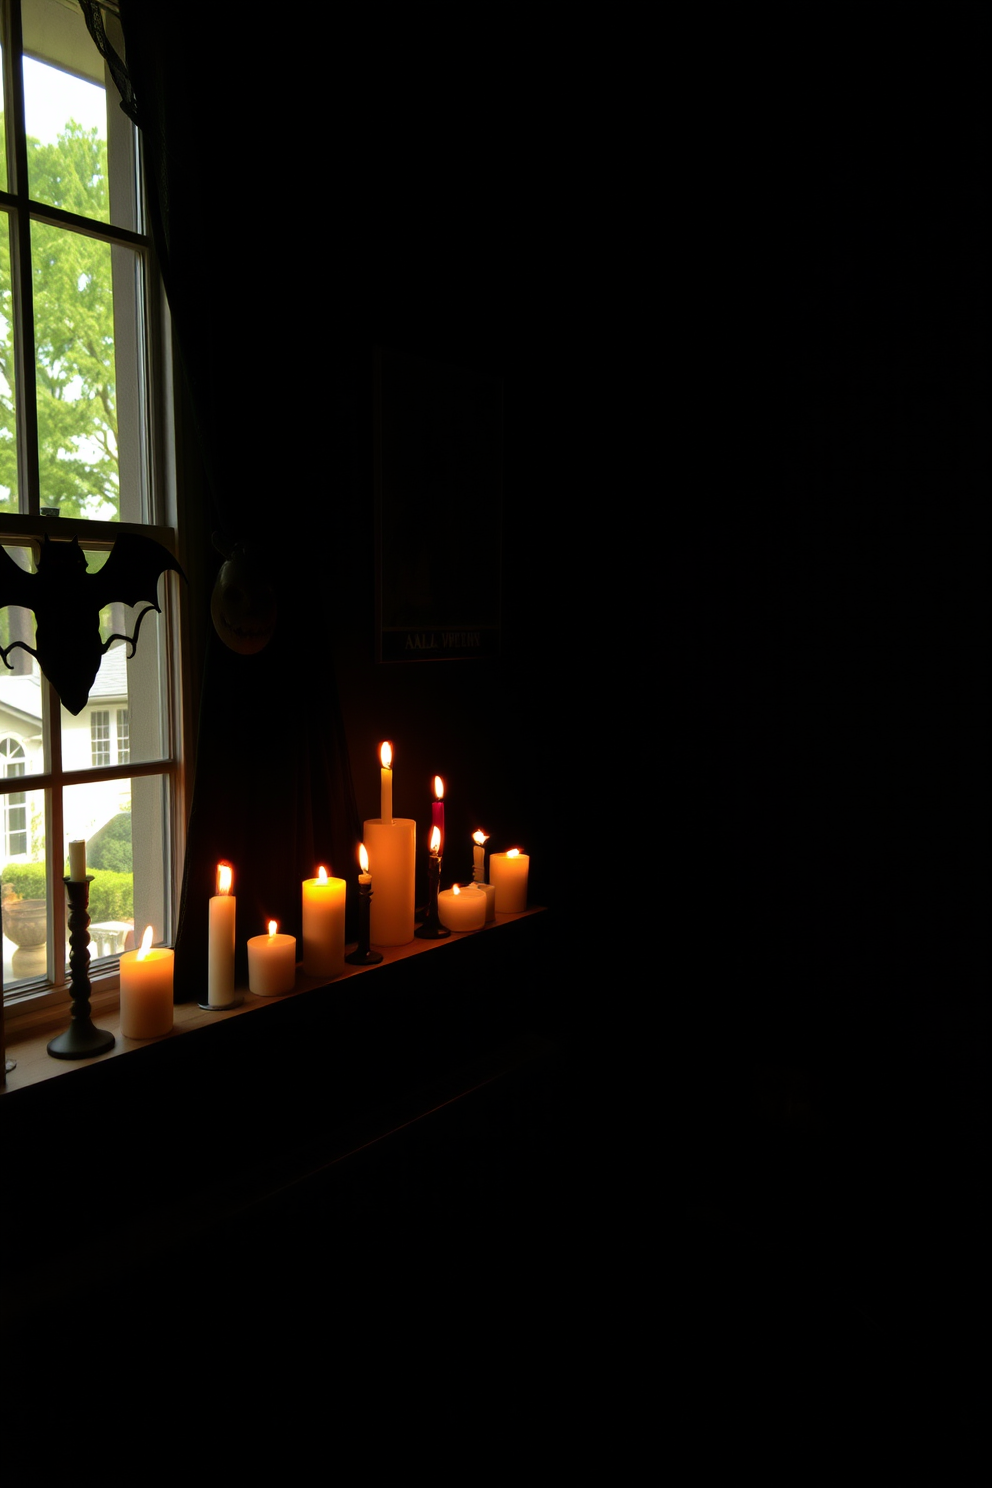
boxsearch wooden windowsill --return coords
[1,907,545,1097]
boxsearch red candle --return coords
[431,775,444,853]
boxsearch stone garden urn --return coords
[2,896,48,977]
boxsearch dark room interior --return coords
[1,7,988,1429]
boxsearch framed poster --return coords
[374,346,502,662]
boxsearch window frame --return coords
[0,0,186,1019]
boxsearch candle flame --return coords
[359,843,369,873]
[434,775,444,800]
[268,920,278,937]
[473,829,489,846]
[317,865,328,884]
[507,848,520,858]
[453,884,461,896]
[217,863,233,894]
[380,741,392,769]
[137,924,154,961]
[430,825,441,853]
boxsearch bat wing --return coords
[88,532,186,613]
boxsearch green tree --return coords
[0,113,118,520]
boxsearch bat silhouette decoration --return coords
[0,532,186,716]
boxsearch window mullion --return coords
[2,0,41,518]
[42,674,66,984]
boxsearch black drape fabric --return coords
[115,4,362,994]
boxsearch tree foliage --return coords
[0,114,118,520]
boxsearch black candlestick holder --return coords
[415,853,450,939]
[345,881,383,965]
[47,876,115,1060]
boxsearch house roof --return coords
[0,641,127,723]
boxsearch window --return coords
[90,708,109,767]
[0,732,25,853]
[0,0,183,1009]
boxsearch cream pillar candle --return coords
[363,817,416,946]
[302,865,347,979]
[120,926,174,1039]
[489,848,530,913]
[437,882,486,932]
[208,862,237,1007]
[478,881,496,923]
[248,920,297,996]
[68,839,87,881]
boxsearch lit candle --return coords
[68,839,87,881]
[437,882,486,933]
[359,842,371,886]
[429,824,441,857]
[302,865,346,979]
[472,829,488,881]
[248,919,297,997]
[431,776,444,853]
[120,925,174,1039]
[380,741,393,824]
[208,861,237,1007]
[489,848,530,913]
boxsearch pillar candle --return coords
[68,840,87,881]
[489,849,530,913]
[248,920,298,996]
[120,926,174,1039]
[363,817,416,945]
[380,741,393,824]
[302,866,347,979]
[208,862,237,1007]
[437,882,486,932]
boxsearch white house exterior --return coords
[0,643,131,871]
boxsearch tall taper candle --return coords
[380,741,393,824]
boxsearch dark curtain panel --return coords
[113,4,362,994]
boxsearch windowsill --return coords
[1,907,546,1097]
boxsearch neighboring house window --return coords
[0,737,27,856]
[91,711,111,768]
[0,1,183,1001]
[117,708,130,765]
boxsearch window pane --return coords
[58,547,169,766]
[32,221,122,519]
[1,813,48,987]
[0,211,16,514]
[63,772,170,967]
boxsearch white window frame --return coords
[0,0,186,1017]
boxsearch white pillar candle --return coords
[380,741,393,824]
[489,849,530,913]
[363,817,416,946]
[208,862,237,1007]
[478,881,497,922]
[120,926,174,1039]
[302,866,347,979]
[68,839,87,881]
[248,920,297,996]
[472,829,488,881]
[437,882,486,932]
